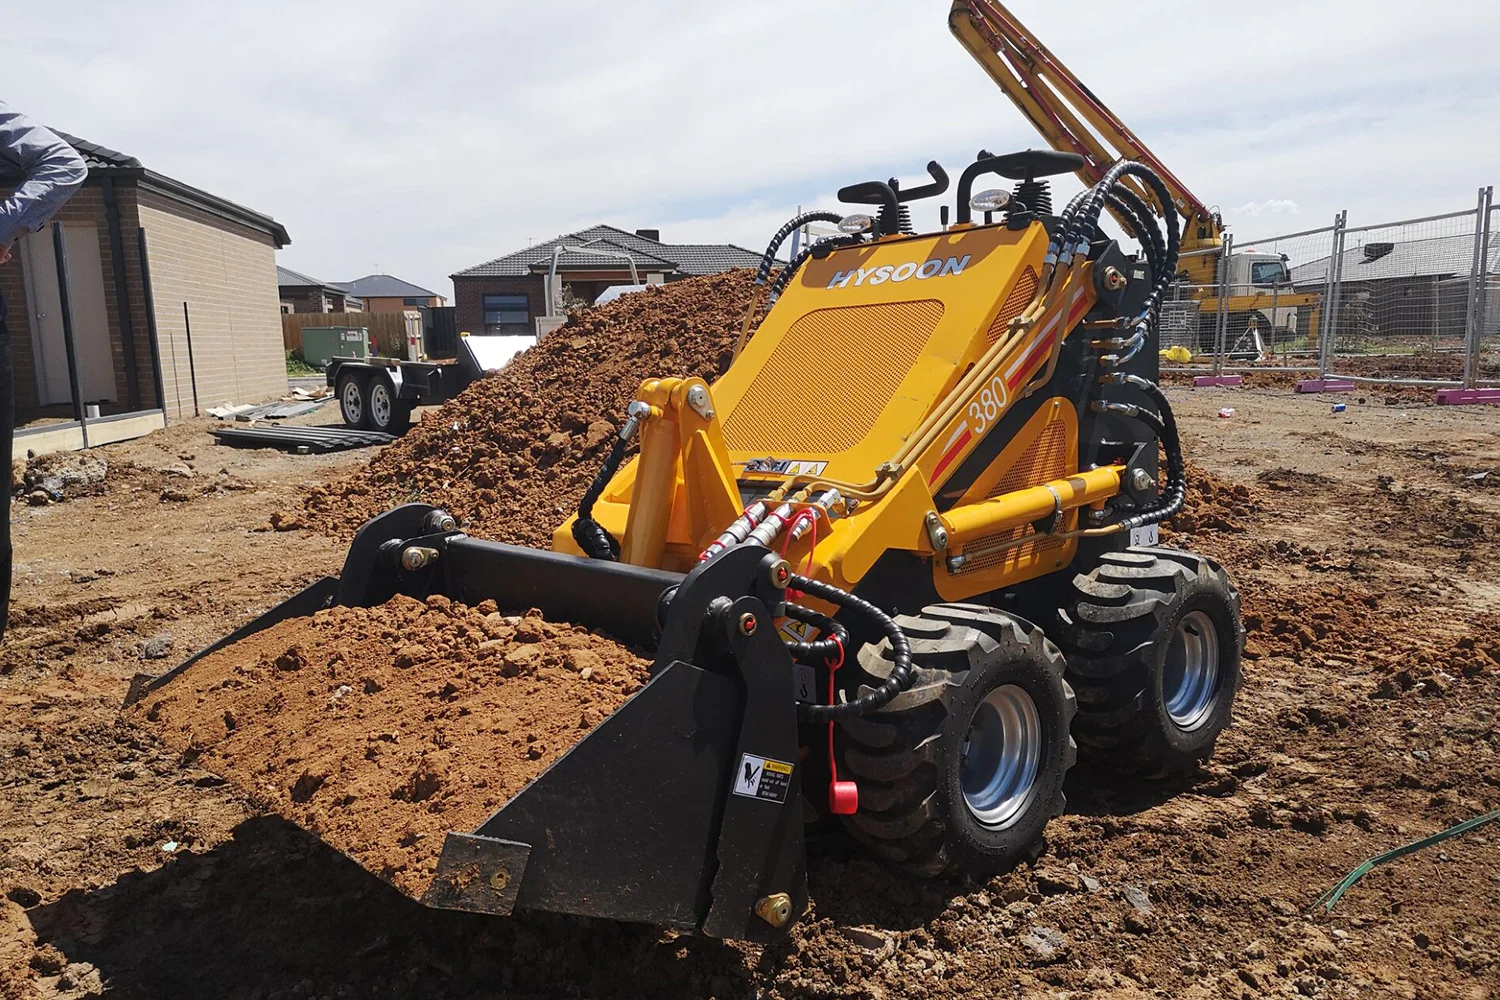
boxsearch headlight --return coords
[838,213,874,234]
[969,188,1011,214]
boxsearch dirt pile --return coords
[1161,459,1262,537]
[299,270,756,545]
[128,595,650,897]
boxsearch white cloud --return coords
[1235,200,1300,218]
[8,0,1500,296]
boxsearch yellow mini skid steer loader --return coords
[128,149,1242,942]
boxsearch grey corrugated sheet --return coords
[210,425,394,452]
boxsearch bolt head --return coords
[738,612,758,636]
[754,892,793,928]
[768,560,791,589]
[1131,467,1154,491]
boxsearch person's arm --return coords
[0,103,89,259]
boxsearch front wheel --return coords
[835,604,1076,879]
[1052,546,1243,776]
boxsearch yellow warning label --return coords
[763,759,794,775]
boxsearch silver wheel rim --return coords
[960,684,1042,830]
[1163,609,1221,731]
[369,382,391,428]
[341,381,363,424]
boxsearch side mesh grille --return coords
[985,267,1039,345]
[723,300,945,455]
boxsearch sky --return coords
[10,0,1500,298]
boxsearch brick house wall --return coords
[136,189,286,416]
[452,275,546,335]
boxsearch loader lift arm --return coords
[948,0,1222,255]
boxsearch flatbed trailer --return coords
[326,333,533,434]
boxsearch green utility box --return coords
[301,327,371,367]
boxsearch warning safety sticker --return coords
[732,753,794,803]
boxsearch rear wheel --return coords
[337,371,368,428]
[835,604,1076,879]
[365,374,411,434]
[1052,546,1243,776]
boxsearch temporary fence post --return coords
[1464,187,1493,389]
[1317,212,1346,378]
[1214,237,1232,374]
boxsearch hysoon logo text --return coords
[826,255,972,289]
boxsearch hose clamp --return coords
[1034,484,1064,536]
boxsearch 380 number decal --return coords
[966,376,1009,435]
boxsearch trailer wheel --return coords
[337,371,369,429]
[835,604,1076,879]
[1052,547,1243,776]
[365,374,411,434]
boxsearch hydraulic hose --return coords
[572,403,647,561]
[782,603,849,664]
[790,573,913,722]
[571,434,626,560]
[757,211,843,286]
[1097,374,1187,530]
[767,233,865,301]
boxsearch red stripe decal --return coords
[930,428,973,484]
[1002,292,1088,392]
[1005,328,1058,391]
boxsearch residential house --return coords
[1290,231,1500,344]
[337,274,444,313]
[450,225,766,337]
[278,265,362,313]
[0,131,290,456]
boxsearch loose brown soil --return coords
[129,597,650,897]
[298,270,756,546]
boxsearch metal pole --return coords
[49,223,89,448]
[136,229,169,423]
[1463,187,1493,389]
[1269,275,1279,360]
[1214,235,1232,374]
[1317,212,1346,378]
[182,301,200,417]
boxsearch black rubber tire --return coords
[835,604,1076,879]
[336,371,368,429]
[1052,546,1244,776]
[364,374,412,434]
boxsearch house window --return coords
[403,296,428,306]
[483,293,531,334]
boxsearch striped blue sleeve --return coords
[0,102,89,249]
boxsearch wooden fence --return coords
[282,312,411,356]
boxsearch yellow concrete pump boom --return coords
[948,0,1223,262]
[950,0,1321,350]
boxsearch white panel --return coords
[463,334,534,371]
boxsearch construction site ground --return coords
[2,388,1499,1000]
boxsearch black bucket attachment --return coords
[126,505,809,941]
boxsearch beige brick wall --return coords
[137,189,286,417]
